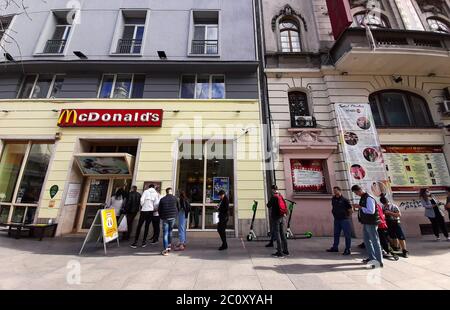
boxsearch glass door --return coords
[81,179,110,230]
[176,140,234,230]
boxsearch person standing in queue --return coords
[108,188,126,222]
[158,187,179,256]
[216,190,229,251]
[130,184,160,248]
[326,186,353,255]
[175,190,190,251]
[267,185,289,258]
[420,188,449,241]
[351,185,383,268]
[122,185,141,241]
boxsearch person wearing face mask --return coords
[420,188,449,241]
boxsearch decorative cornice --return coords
[271,4,308,32]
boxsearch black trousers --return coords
[123,212,137,240]
[150,214,160,241]
[217,217,228,246]
[429,208,449,238]
[134,211,153,242]
[378,228,392,254]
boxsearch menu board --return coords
[336,103,392,200]
[290,159,326,193]
[383,146,450,191]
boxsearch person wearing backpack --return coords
[267,185,289,258]
[351,185,383,268]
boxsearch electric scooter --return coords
[246,200,258,241]
[285,199,313,239]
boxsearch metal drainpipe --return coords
[254,0,275,234]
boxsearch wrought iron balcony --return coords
[116,38,143,54]
[43,39,67,54]
[329,28,450,75]
[191,40,219,55]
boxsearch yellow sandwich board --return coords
[79,208,119,255]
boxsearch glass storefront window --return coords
[11,206,25,223]
[0,143,27,203]
[291,159,327,194]
[0,205,10,223]
[0,142,54,224]
[16,144,53,204]
[177,140,234,230]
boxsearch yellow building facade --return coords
[0,99,267,237]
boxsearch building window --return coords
[288,91,313,128]
[353,11,390,28]
[98,74,145,99]
[43,12,73,54]
[17,74,65,99]
[369,90,434,128]
[280,19,301,52]
[0,142,54,224]
[290,159,327,194]
[191,11,219,55]
[0,15,13,42]
[427,18,450,33]
[180,74,225,99]
[116,15,146,54]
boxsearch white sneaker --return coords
[446,237,450,242]
[435,237,441,242]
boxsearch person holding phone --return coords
[420,188,449,241]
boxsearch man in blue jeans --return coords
[327,187,353,255]
[352,185,383,268]
[158,187,179,256]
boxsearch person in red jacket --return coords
[377,202,398,260]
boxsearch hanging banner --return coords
[383,146,450,192]
[336,103,392,201]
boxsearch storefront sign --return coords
[101,209,118,243]
[383,146,450,192]
[65,183,81,205]
[57,109,163,127]
[290,159,326,193]
[49,185,59,199]
[336,103,392,200]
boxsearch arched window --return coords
[369,90,434,128]
[279,19,301,52]
[288,91,311,128]
[353,12,390,28]
[427,17,450,33]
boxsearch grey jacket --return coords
[421,199,445,218]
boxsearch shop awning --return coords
[74,153,135,177]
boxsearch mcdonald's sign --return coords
[57,109,163,128]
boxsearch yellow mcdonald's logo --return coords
[58,110,78,126]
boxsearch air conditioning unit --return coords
[293,116,317,128]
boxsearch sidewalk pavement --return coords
[0,234,449,290]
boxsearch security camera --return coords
[392,76,403,83]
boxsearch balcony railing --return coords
[191,40,219,55]
[43,39,67,54]
[116,38,142,54]
[330,28,450,63]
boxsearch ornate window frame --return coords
[272,4,308,53]
[412,0,450,33]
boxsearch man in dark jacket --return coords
[267,185,289,258]
[352,185,383,268]
[158,187,179,256]
[327,186,352,255]
[123,185,141,241]
[216,190,229,251]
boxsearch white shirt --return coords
[140,188,160,212]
